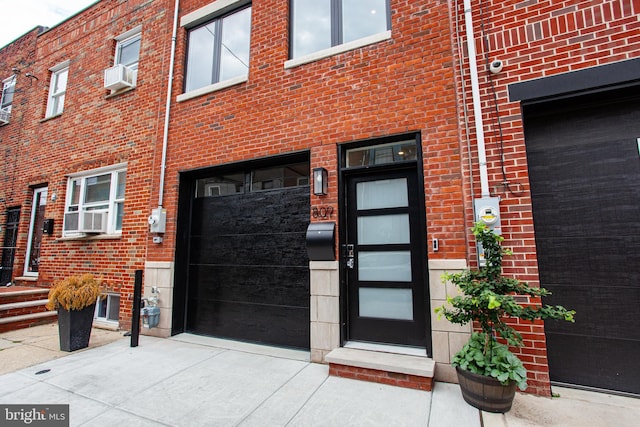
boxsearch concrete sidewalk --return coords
[0,325,480,426]
[1,324,638,426]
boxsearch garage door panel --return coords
[529,139,640,240]
[191,188,310,235]
[545,333,640,395]
[189,264,309,307]
[187,299,309,349]
[544,285,640,340]
[536,237,640,287]
[532,195,640,239]
[525,98,640,145]
[189,232,307,266]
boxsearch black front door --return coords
[345,168,427,347]
[1,209,20,286]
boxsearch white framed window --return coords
[104,29,141,92]
[115,28,141,71]
[289,0,390,64]
[63,164,126,236]
[1,75,16,124]
[95,293,120,324]
[183,4,252,94]
[46,62,69,118]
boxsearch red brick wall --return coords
[456,0,640,395]
[154,0,467,263]
[0,0,175,331]
[1,27,42,245]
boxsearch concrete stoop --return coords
[0,288,56,333]
[325,347,435,391]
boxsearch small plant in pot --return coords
[435,223,575,413]
[46,274,104,352]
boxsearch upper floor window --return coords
[0,75,15,124]
[291,0,390,59]
[184,5,252,93]
[116,31,141,71]
[63,164,126,236]
[46,62,69,118]
[104,28,142,92]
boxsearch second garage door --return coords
[524,92,640,395]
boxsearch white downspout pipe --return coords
[157,0,180,209]
[463,0,490,198]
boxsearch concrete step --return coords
[0,288,50,305]
[0,289,56,333]
[0,299,50,318]
[0,311,57,333]
[325,347,435,391]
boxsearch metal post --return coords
[131,269,143,347]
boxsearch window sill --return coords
[105,85,136,99]
[93,319,119,330]
[177,75,248,102]
[285,31,392,69]
[57,233,122,242]
[40,113,63,123]
[13,276,38,282]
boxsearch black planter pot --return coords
[57,304,96,352]
[456,366,517,413]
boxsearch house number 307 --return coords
[312,206,334,219]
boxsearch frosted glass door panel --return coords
[359,288,413,320]
[358,251,411,282]
[358,214,410,244]
[357,179,408,210]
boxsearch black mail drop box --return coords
[306,222,335,261]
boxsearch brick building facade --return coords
[1,0,638,397]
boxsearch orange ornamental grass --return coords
[46,274,104,311]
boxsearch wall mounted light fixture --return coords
[313,167,328,196]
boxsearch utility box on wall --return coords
[141,306,160,329]
[148,207,167,233]
[306,222,335,261]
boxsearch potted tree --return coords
[46,273,103,352]
[435,223,575,413]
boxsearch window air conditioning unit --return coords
[104,64,135,91]
[0,108,9,125]
[64,211,107,234]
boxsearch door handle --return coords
[345,244,354,269]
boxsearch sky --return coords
[1,0,98,48]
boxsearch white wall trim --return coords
[181,0,249,27]
[285,31,391,69]
[428,259,468,270]
[177,75,248,102]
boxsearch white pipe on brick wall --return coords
[158,0,180,208]
[463,0,490,198]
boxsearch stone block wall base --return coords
[329,364,433,391]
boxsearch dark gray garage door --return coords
[524,93,640,395]
[186,163,310,349]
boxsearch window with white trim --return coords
[63,165,126,236]
[290,0,390,59]
[95,293,120,324]
[184,4,252,93]
[46,63,69,118]
[1,75,16,124]
[116,31,141,71]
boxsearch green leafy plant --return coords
[46,274,104,311]
[435,223,575,390]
